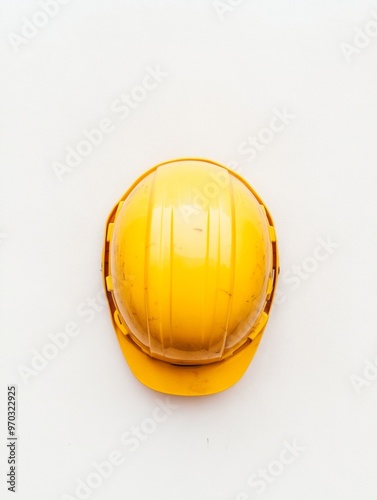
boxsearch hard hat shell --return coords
[103,158,279,396]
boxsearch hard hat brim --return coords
[114,325,265,396]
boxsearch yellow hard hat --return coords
[103,158,279,396]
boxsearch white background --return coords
[1,1,377,499]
